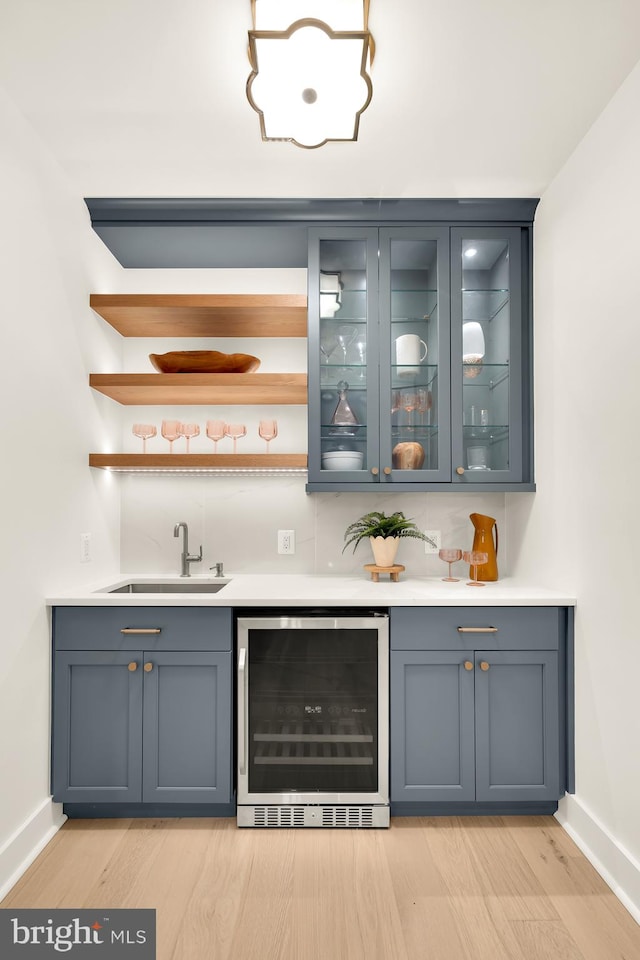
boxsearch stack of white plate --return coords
[321,451,364,470]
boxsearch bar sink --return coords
[96,579,230,594]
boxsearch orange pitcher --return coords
[469,513,499,581]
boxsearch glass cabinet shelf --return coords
[461,362,510,389]
[391,365,438,388]
[462,289,510,322]
[391,293,438,320]
[391,427,438,439]
[462,424,509,443]
[321,426,368,434]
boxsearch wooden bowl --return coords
[149,351,261,374]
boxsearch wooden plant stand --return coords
[364,563,405,583]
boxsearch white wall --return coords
[507,60,640,918]
[0,86,122,898]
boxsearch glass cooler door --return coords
[237,617,388,804]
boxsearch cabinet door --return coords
[474,650,559,801]
[142,651,232,803]
[308,227,380,483]
[52,651,143,802]
[451,226,529,483]
[379,226,451,482]
[390,650,475,802]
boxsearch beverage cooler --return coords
[236,613,389,827]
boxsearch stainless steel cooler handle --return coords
[238,646,247,777]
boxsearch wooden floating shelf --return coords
[89,373,308,405]
[89,454,308,470]
[90,294,308,338]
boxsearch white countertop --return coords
[46,573,576,607]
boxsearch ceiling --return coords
[2,1,640,200]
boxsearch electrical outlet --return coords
[278,529,296,555]
[424,530,441,555]
[80,533,91,563]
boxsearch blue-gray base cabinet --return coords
[390,606,573,815]
[52,606,233,815]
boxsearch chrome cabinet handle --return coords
[238,647,247,777]
[457,626,498,633]
[120,628,161,635]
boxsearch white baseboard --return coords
[0,798,66,902]
[556,793,640,925]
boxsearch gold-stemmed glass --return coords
[179,422,200,453]
[439,548,462,582]
[206,420,226,452]
[132,423,156,454]
[416,388,433,426]
[258,419,278,452]
[161,419,181,454]
[463,550,489,587]
[224,423,247,454]
[401,391,418,429]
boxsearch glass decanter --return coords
[330,380,359,428]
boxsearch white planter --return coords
[369,536,400,567]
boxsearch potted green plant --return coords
[343,510,436,567]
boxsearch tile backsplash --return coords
[120,476,506,578]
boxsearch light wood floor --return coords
[3,816,639,960]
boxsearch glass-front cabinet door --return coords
[307,226,449,485]
[308,228,380,484]
[378,227,450,482]
[450,227,527,484]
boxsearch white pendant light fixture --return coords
[462,321,485,379]
[247,0,374,149]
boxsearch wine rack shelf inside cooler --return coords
[253,719,374,765]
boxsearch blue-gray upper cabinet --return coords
[306,224,533,491]
[390,607,567,811]
[52,607,233,807]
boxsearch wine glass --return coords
[224,422,247,454]
[353,332,367,380]
[132,423,156,454]
[416,388,433,426]
[320,335,337,366]
[439,548,462,582]
[161,419,181,454]
[206,420,226,452]
[336,324,358,366]
[463,550,488,587]
[401,391,417,429]
[258,419,278,452]
[179,422,200,454]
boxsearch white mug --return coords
[395,334,428,375]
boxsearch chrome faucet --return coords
[173,522,203,577]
